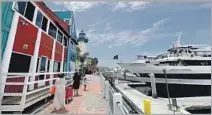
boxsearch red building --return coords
[1,1,73,112]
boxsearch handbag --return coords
[50,86,56,94]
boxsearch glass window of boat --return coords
[41,16,48,32]
[183,60,211,66]
[47,60,50,72]
[48,22,57,39]
[36,11,43,28]
[57,30,63,44]
[14,2,27,15]
[24,2,35,21]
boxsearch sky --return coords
[45,1,211,68]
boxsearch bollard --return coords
[143,98,151,114]
[113,93,123,114]
[149,73,157,98]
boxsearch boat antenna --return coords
[173,31,182,48]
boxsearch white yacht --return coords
[118,39,211,97]
[133,55,156,63]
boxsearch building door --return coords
[38,56,47,87]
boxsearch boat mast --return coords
[173,31,182,48]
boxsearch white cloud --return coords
[88,20,107,28]
[52,1,106,12]
[51,1,209,13]
[112,1,149,12]
[105,23,112,30]
[84,18,180,48]
[52,1,149,12]
[112,2,128,11]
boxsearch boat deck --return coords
[116,82,211,114]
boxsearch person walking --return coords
[82,76,87,91]
[73,71,81,96]
[52,74,66,112]
[124,70,127,80]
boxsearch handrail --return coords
[116,102,128,114]
[1,71,75,77]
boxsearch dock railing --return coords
[99,73,128,114]
[1,71,74,113]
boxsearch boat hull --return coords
[145,82,211,97]
[118,63,211,97]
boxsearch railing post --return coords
[102,77,106,98]
[149,73,157,98]
[20,75,30,111]
[101,74,105,92]
[115,78,119,85]
[113,93,123,114]
[105,81,109,100]
[104,81,110,114]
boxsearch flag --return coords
[113,55,118,59]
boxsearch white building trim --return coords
[28,28,42,90]
[0,12,19,100]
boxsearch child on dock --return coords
[82,76,87,91]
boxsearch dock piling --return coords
[149,73,157,98]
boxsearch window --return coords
[40,57,47,72]
[8,53,31,72]
[183,60,211,66]
[42,16,48,32]
[14,2,27,15]
[64,19,71,25]
[57,31,63,43]
[48,22,57,39]
[24,2,35,21]
[64,36,68,47]
[63,63,66,72]
[35,11,48,32]
[53,61,61,72]
[14,2,35,22]
[47,60,50,72]
[36,11,43,28]
[36,58,40,72]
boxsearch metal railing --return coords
[1,71,75,112]
[99,73,131,114]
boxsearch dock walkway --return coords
[38,75,106,114]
